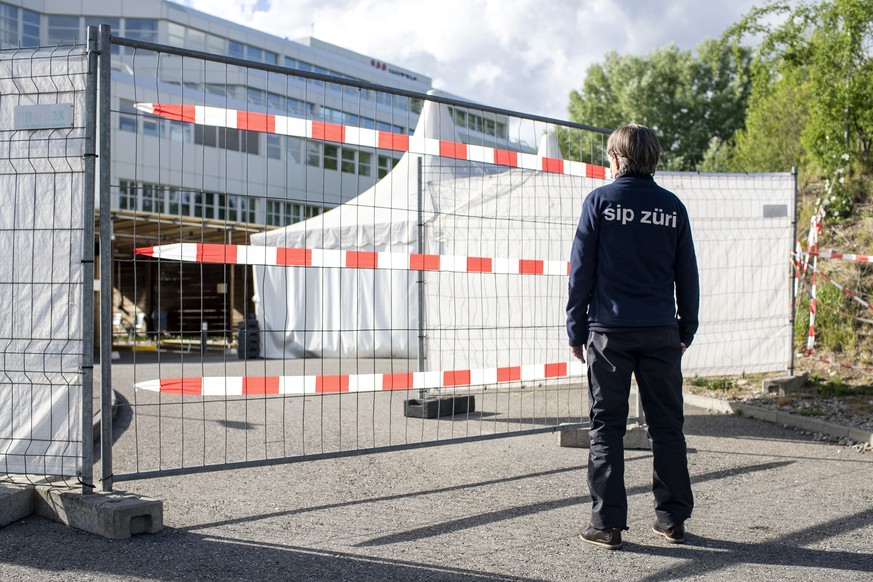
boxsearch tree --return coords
[729,68,810,173]
[725,0,873,217]
[560,39,752,171]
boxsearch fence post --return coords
[80,26,99,495]
[788,166,799,377]
[98,24,114,492]
[416,155,425,376]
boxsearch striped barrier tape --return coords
[807,252,818,355]
[797,353,873,373]
[794,250,873,315]
[807,250,872,263]
[134,242,571,275]
[816,299,873,325]
[134,103,609,180]
[814,269,873,313]
[134,360,585,396]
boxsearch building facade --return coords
[4,0,517,225]
[3,0,525,341]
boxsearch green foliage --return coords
[729,69,810,173]
[698,137,734,172]
[794,275,858,353]
[689,376,735,391]
[806,373,855,397]
[725,0,873,218]
[563,39,752,171]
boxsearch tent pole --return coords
[416,156,425,377]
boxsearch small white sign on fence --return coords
[13,103,74,130]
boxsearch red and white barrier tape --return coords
[807,256,819,355]
[797,353,873,373]
[134,360,584,396]
[814,269,873,313]
[794,250,873,315]
[134,242,571,275]
[134,103,608,180]
[807,250,872,263]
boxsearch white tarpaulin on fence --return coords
[0,48,86,477]
[252,102,795,378]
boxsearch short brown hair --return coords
[606,124,661,176]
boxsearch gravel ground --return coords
[686,357,873,452]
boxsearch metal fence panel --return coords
[0,45,90,480]
[105,37,605,481]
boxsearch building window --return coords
[323,144,338,171]
[247,87,266,106]
[118,99,137,132]
[140,183,162,213]
[206,33,224,55]
[306,142,321,167]
[265,200,303,227]
[121,179,256,223]
[118,180,136,210]
[0,4,16,47]
[124,19,157,43]
[246,45,263,62]
[228,40,244,59]
[378,155,398,178]
[167,120,191,142]
[47,15,79,45]
[341,148,355,173]
[21,9,40,47]
[167,22,185,47]
[142,116,161,137]
[266,135,281,160]
[286,137,303,163]
[167,188,182,215]
[187,27,206,51]
[226,195,256,223]
[0,4,39,47]
[203,193,215,219]
[358,151,372,177]
[194,126,259,154]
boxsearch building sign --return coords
[370,59,418,82]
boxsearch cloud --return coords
[180,0,762,120]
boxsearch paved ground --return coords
[2,400,873,581]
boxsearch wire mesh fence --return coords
[105,35,611,480]
[0,44,92,483]
[0,30,797,487]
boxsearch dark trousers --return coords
[586,327,693,530]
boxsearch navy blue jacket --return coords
[566,173,699,347]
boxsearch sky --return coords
[177,0,764,121]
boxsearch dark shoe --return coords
[579,525,622,549]
[652,520,685,544]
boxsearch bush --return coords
[794,278,857,353]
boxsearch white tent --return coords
[250,96,596,368]
[251,99,796,377]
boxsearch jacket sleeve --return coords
[675,206,700,346]
[566,196,598,346]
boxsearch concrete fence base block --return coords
[763,373,808,396]
[0,484,35,528]
[560,424,652,450]
[33,486,163,540]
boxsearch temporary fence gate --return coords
[0,28,797,490]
